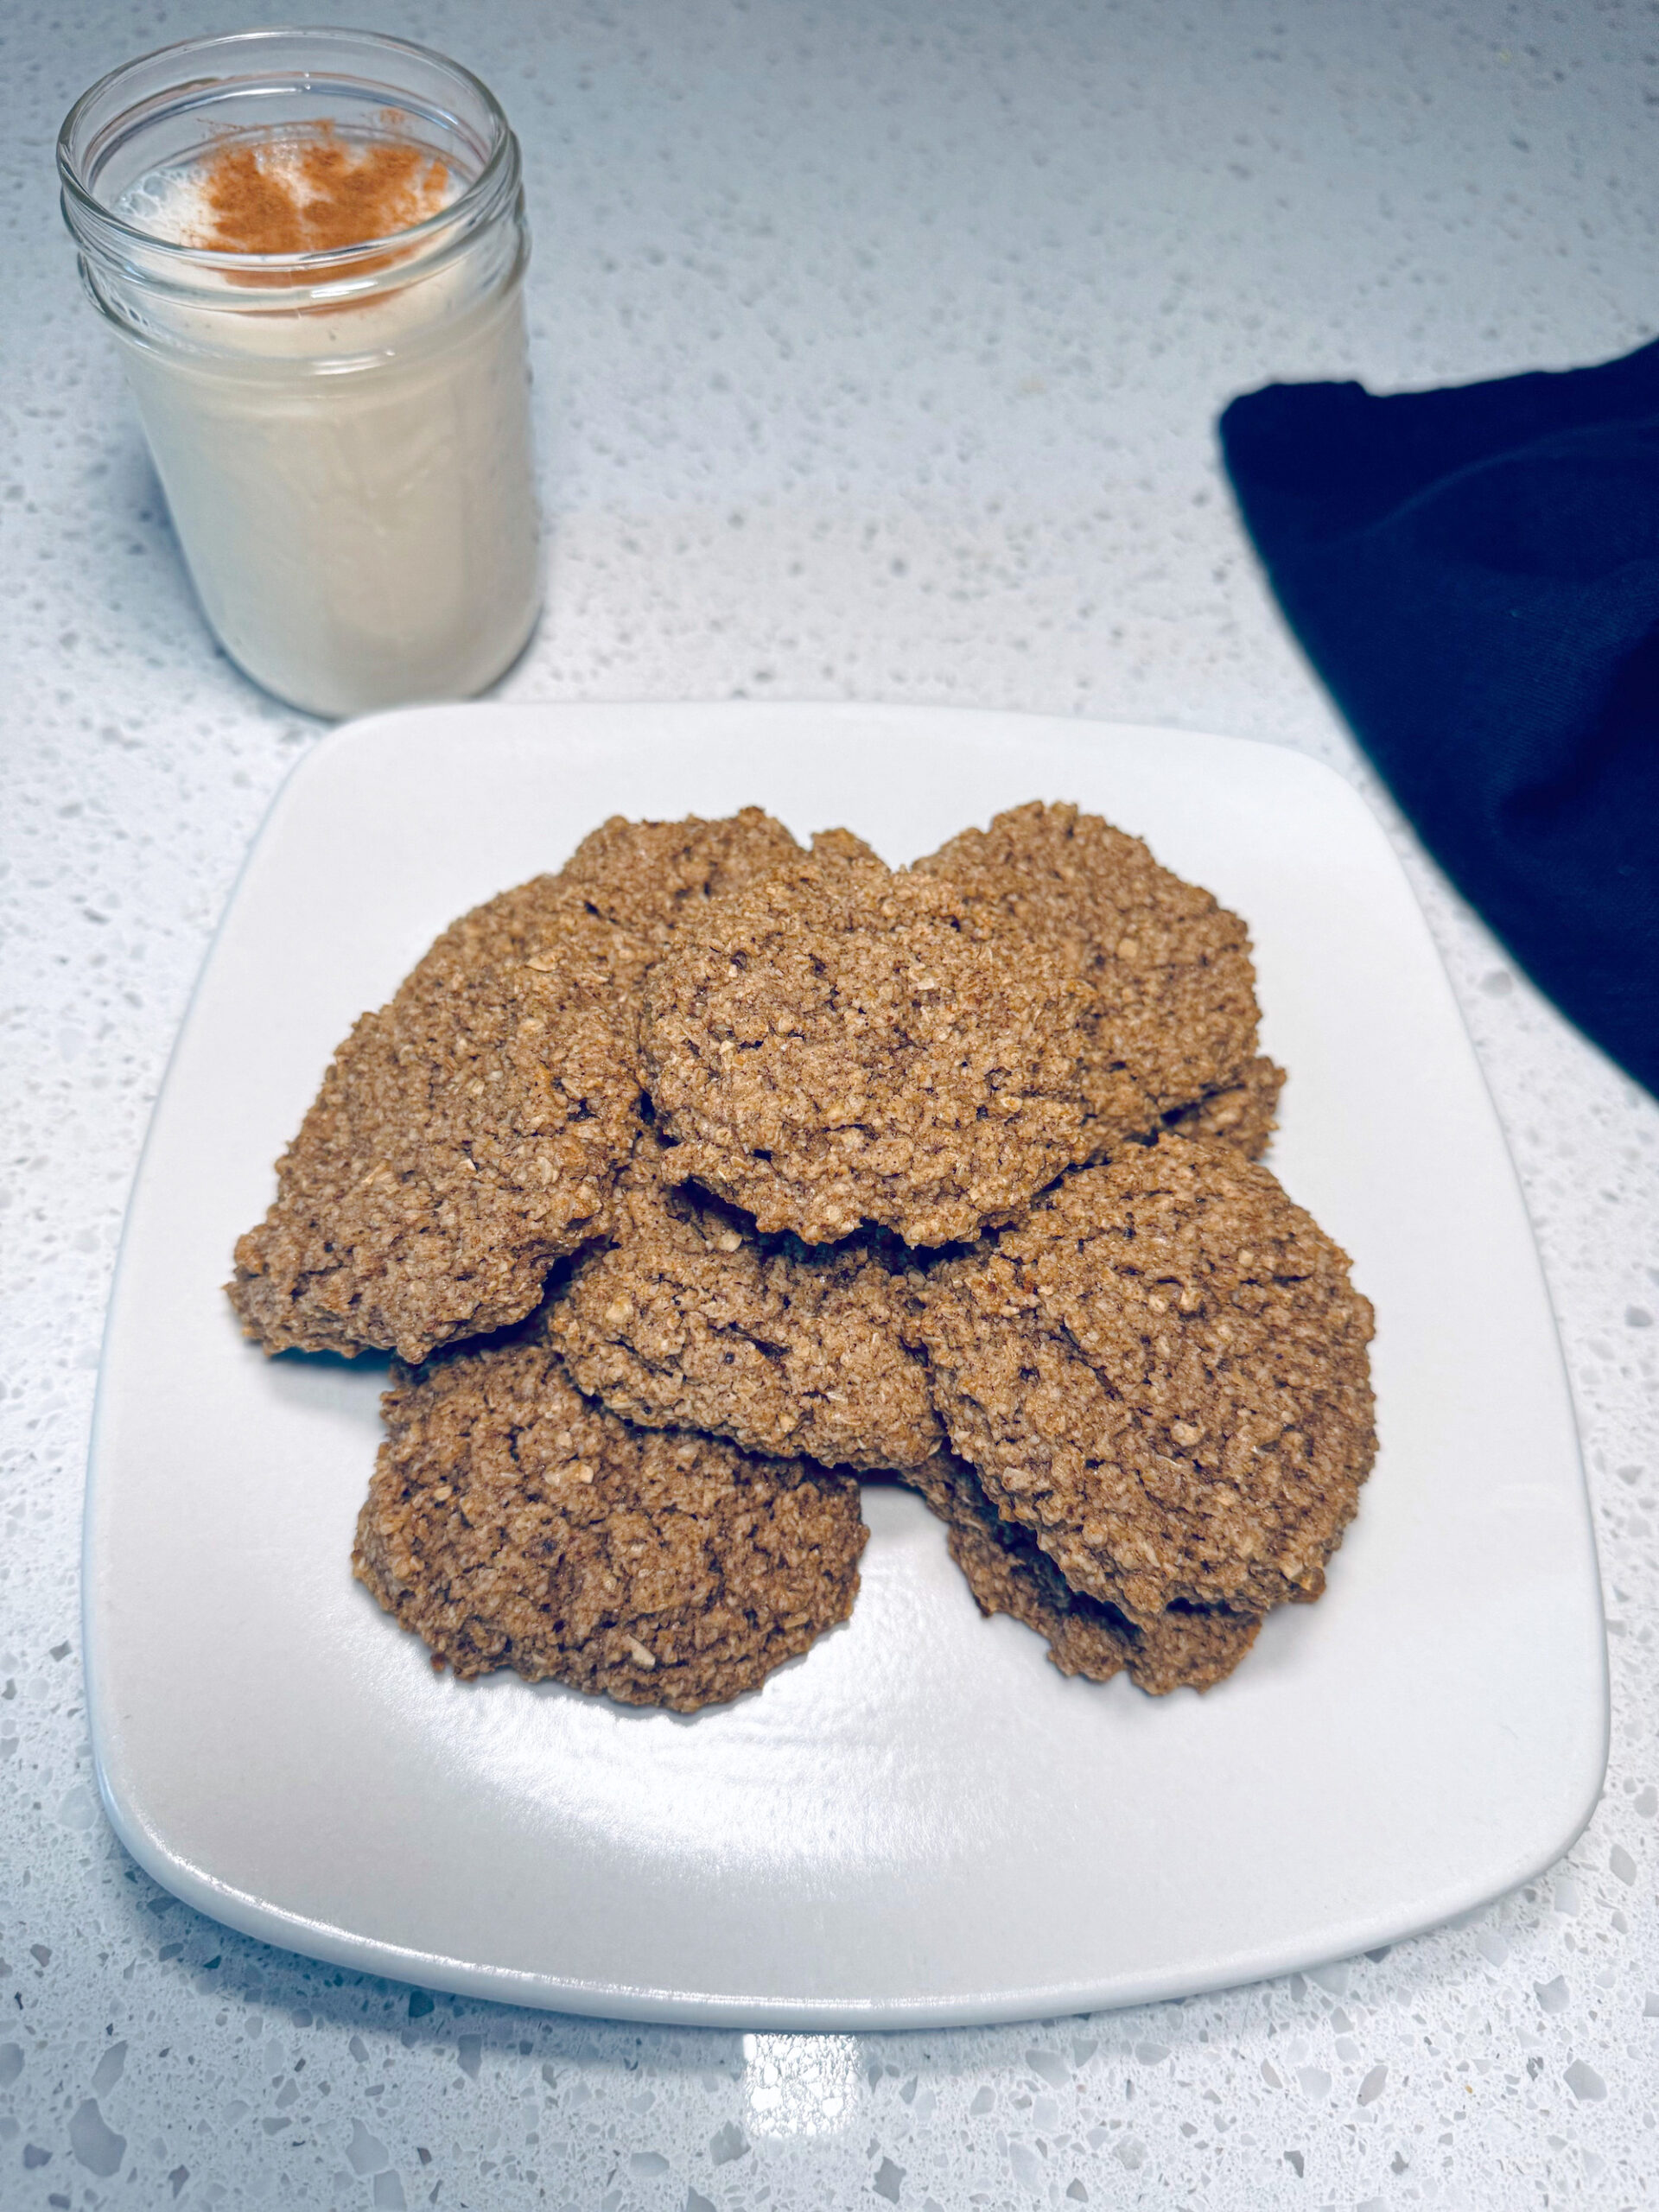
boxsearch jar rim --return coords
[58,24,518,283]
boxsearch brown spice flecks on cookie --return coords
[227,811,805,1365]
[354,1327,867,1712]
[916,1135,1376,1623]
[551,1132,942,1471]
[899,1452,1262,1694]
[915,801,1261,1113]
[641,859,1153,1246]
[1163,1055,1286,1161]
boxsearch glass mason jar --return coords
[58,28,542,719]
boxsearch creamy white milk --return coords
[102,152,540,718]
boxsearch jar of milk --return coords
[58,29,542,719]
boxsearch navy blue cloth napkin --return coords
[1219,340,1659,1096]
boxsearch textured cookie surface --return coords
[557,806,804,947]
[1163,1054,1286,1161]
[916,801,1261,1113]
[354,1328,866,1712]
[642,859,1151,1245]
[552,1133,941,1471]
[918,1135,1376,1622]
[229,811,804,1363]
[229,883,645,1363]
[809,827,883,867]
[900,1452,1262,1694]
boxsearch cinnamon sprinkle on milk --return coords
[191,127,449,256]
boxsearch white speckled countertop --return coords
[4,2,1657,2204]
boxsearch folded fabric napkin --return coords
[1220,339,1659,1096]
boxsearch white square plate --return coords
[86,702,1606,2028]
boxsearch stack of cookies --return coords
[229,804,1376,1713]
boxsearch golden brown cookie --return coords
[641,858,1155,1246]
[898,1452,1262,1694]
[915,801,1261,1113]
[228,810,805,1363]
[354,1326,867,1712]
[551,1131,941,1471]
[809,826,883,867]
[557,805,804,946]
[1162,1054,1286,1160]
[228,883,645,1363]
[916,1135,1376,1624]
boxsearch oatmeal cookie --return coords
[809,826,883,867]
[355,1326,867,1712]
[551,1132,941,1471]
[916,1135,1376,1623]
[915,801,1261,1112]
[228,883,645,1363]
[557,805,804,947]
[899,1452,1262,1694]
[1162,1054,1286,1160]
[228,810,805,1363]
[641,859,1154,1246]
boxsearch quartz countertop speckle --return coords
[3,3,1657,2205]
